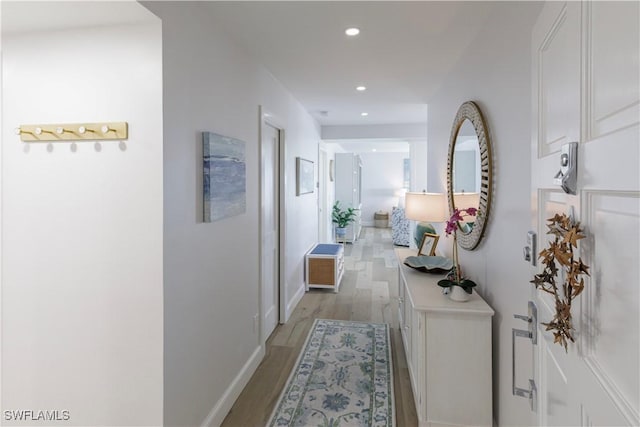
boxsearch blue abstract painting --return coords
[203,132,246,222]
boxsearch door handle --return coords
[553,142,578,195]
[512,301,537,412]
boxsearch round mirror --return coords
[447,101,492,250]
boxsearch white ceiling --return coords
[328,140,410,154]
[1,1,156,35]
[207,1,496,126]
[2,1,498,129]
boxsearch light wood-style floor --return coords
[221,227,418,426]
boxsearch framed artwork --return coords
[418,232,439,256]
[203,131,246,222]
[296,157,314,195]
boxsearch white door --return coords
[318,149,326,242]
[261,122,280,341]
[529,1,639,425]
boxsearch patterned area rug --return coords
[268,319,394,426]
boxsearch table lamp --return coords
[405,192,448,250]
[404,191,448,224]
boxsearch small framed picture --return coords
[418,232,439,256]
[296,157,314,196]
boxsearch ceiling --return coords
[207,1,495,126]
[2,1,497,129]
[1,1,156,34]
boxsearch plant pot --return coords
[335,227,347,237]
[449,285,471,302]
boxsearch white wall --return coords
[359,152,408,226]
[425,2,542,425]
[1,7,163,427]
[322,123,427,140]
[142,3,320,426]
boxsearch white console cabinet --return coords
[395,248,494,426]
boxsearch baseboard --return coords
[285,283,305,322]
[200,345,265,427]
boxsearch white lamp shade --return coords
[453,192,481,222]
[453,192,481,211]
[404,192,448,222]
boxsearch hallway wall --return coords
[142,3,320,426]
[426,2,543,425]
[359,152,409,226]
[1,5,164,425]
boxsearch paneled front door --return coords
[530,2,639,425]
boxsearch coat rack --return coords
[15,122,128,142]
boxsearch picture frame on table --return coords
[418,232,439,256]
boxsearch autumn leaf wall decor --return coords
[531,213,590,351]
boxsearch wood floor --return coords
[221,227,418,426]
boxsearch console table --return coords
[395,248,494,426]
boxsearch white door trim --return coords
[258,105,286,346]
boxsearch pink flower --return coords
[444,208,477,236]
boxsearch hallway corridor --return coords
[221,227,418,426]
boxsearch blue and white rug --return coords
[268,319,395,427]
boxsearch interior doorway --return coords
[259,108,284,342]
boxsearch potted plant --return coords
[437,207,479,301]
[332,201,356,239]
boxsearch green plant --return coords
[332,201,356,228]
[530,213,590,351]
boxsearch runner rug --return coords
[268,318,395,426]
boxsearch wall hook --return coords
[35,127,57,136]
[56,126,72,135]
[78,126,95,134]
[17,122,128,142]
[15,127,35,137]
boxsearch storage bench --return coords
[305,243,344,293]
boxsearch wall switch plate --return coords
[524,231,537,266]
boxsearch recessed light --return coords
[361,112,369,117]
[372,148,377,152]
[345,27,360,36]
[356,86,366,91]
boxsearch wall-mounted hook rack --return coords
[16,122,128,142]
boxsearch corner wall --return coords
[1,9,163,427]
[425,2,542,425]
[142,3,320,426]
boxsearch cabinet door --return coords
[397,269,405,329]
[411,310,423,412]
[402,289,413,366]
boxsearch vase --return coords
[449,285,470,302]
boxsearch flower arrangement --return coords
[437,207,478,294]
[530,213,590,351]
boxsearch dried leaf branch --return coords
[530,213,590,351]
